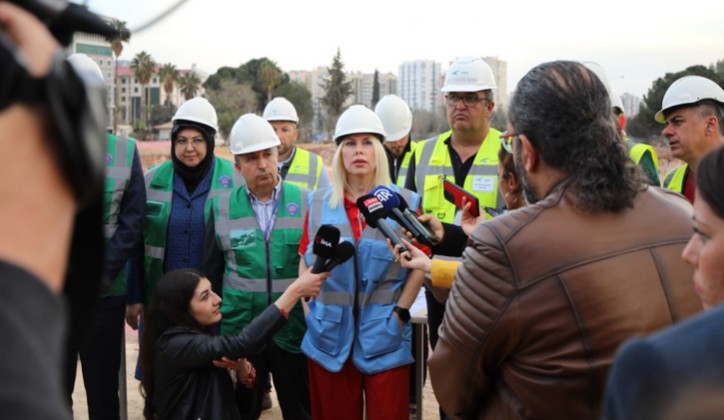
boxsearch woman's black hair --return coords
[697,145,724,219]
[139,268,210,419]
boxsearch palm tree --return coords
[130,51,156,127]
[105,19,130,134]
[258,60,283,103]
[158,63,179,106]
[178,71,201,101]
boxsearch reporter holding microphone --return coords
[298,105,426,419]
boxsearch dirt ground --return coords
[71,324,441,420]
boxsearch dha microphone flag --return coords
[312,224,339,274]
[356,194,407,253]
[322,241,356,272]
[370,186,431,246]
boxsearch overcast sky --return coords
[86,0,724,98]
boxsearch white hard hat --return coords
[173,97,219,133]
[67,53,104,82]
[263,97,299,123]
[334,105,386,144]
[374,95,412,142]
[229,114,280,155]
[582,61,625,113]
[655,75,724,123]
[441,56,497,93]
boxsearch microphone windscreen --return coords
[312,224,340,259]
[356,194,388,228]
[370,186,401,213]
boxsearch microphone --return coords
[370,186,432,247]
[356,194,408,254]
[311,224,340,274]
[395,192,441,246]
[322,241,355,272]
[10,0,121,45]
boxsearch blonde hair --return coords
[329,135,391,208]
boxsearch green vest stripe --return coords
[222,273,297,292]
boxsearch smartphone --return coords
[443,179,480,218]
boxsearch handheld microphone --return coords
[322,241,355,272]
[356,194,408,254]
[10,0,121,45]
[311,224,340,274]
[395,192,441,245]
[371,186,432,247]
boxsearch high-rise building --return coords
[348,71,397,108]
[397,60,442,112]
[620,92,642,117]
[481,56,508,111]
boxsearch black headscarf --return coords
[171,120,215,194]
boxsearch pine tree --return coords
[372,70,380,108]
[321,48,353,135]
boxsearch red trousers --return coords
[308,358,410,420]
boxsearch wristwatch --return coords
[393,305,411,323]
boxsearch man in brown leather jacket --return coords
[428,61,703,419]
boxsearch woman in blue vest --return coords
[127,97,239,378]
[140,267,327,420]
[298,105,426,419]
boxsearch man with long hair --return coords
[428,61,702,418]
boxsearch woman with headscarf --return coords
[127,97,240,377]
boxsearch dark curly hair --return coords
[509,60,643,212]
[697,145,724,219]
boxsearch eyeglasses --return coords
[174,138,205,147]
[445,94,489,107]
[499,131,519,154]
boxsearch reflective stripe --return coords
[105,136,134,239]
[360,288,401,306]
[144,244,165,260]
[315,291,354,306]
[223,273,296,293]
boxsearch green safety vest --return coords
[413,129,504,223]
[212,182,308,353]
[104,134,136,296]
[142,157,238,304]
[395,140,419,187]
[629,143,659,171]
[283,147,324,190]
[663,164,688,194]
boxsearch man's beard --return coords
[513,142,539,205]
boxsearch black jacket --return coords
[153,305,286,419]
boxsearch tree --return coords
[131,51,156,128]
[320,48,353,135]
[628,65,724,139]
[258,60,283,103]
[158,63,179,106]
[206,79,258,141]
[178,71,201,101]
[149,102,176,128]
[371,70,380,108]
[105,19,130,134]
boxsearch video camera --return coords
[0,0,123,208]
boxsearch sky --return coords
[85,0,724,98]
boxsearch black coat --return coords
[153,305,286,419]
